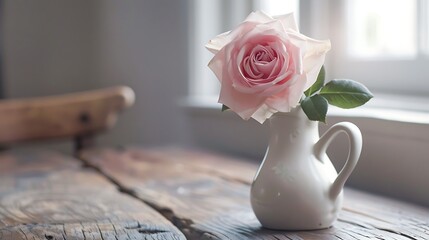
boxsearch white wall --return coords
[2,0,191,148]
[93,0,191,147]
[3,0,98,97]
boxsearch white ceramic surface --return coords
[250,107,362,230]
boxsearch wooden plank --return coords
[0,86,134,146]
[0,150,186,240]
[80,147,429,240]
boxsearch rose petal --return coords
[218,72,266,120]
[287,32,331,85]
[244,11,274,23]
[208,47,226,83]
[206,31,230,54]
[302,41,331,89]
[232,34,297,95]
[273,12,298,32]
[264,74,302,112]
[249,20,286,39]
[251,104,277,124]
[243,56,263,79]
[287,75,307,107]
[254,59,276,76]
[205,21,257,54]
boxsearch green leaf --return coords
[221,104,230,112]
[304,65,325,97]
[301,95,328,123]
[319,79,373,109]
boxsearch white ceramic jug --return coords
[250,107,362,230]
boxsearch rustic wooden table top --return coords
[0,147,428,239]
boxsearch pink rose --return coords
[206,11,331,123]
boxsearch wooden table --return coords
[0,147,428,239]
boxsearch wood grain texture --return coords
[0,86,134,146]
[0,150,186,240]
[80,147,429,240]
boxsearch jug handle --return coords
[314,122,362,200]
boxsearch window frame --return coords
[326,0,429,95]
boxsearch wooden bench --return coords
[0,86,134,153]
[0,147,427,239]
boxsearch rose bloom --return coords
[206,11,331,123]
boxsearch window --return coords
[346,0,417,58]
[190,0,429,99]
[330,0,429,96]
[187,0,429,206]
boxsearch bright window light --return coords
[254,0,299,18]
[346,0,417,58]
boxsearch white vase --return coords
[250,107,362,230]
